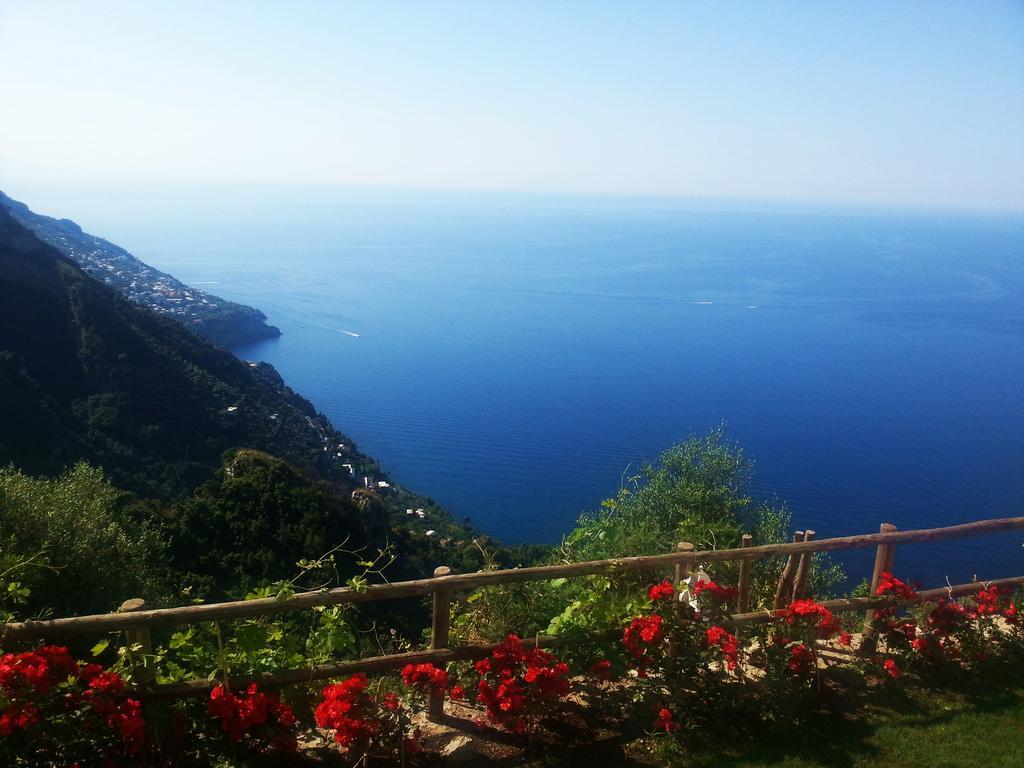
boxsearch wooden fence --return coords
[2,515,1023,717]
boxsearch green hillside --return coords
[0,202,368,501]
[0,203,494,608]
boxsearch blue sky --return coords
[1,1,1022,210]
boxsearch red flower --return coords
[401,663,449,695]
[473,635,571,732]
[208,683,296,750]
[883,659,902,679]
[108,698,146,754]
[653,707,677,732]
[928,599,968,637]
[0,702,40,736]
[786,599,840,639]
[692,579,739,603]
[0,646,77,694]
[837,631,853,646]
[788,643,815,674]
[647,581,675,601]
[975,585,1008,617]
[875,573,918,601]
[316,674,379,750]
[706,626,740,670]
[88,671,125,696]
[0,646,146,755]
[449,685,465,700]
[590,658,613,681]
[77,663,103,683]
[623,615,665,669]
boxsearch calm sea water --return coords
[81,188,1024,586]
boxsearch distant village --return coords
[57,235,228,325]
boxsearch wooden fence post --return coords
[773,532,805,609]
[669,543,695,657]
[118,599,154,685]
[860,523,898,655]
[673,542,695,586]
[791,530,816,601]
[428,566,452,721]
[736,534,754,614]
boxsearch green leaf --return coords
[235,623,268,653]
[90,639,109,656]
[168,629,192,649]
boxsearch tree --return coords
[565,425,764,561]
[0,463,164,617]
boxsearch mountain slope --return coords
[0,204,499,588]
[0,190,280,346]
[0,203,365,501]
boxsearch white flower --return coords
[678,569,711,611]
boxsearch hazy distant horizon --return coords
[2,2,1022,211]
[3,179,1023,257]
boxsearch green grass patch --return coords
[668,673,1024,768]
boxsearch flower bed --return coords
[1,576,1021,766]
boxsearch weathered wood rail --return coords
[2,515,1022,712]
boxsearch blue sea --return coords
[65,186,1024,587]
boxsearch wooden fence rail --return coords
[144,574,1024,700]
[2,514,1023,716]
[4,515,1022,641]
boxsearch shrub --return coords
[0,463,164,617]
[453,430,844,665]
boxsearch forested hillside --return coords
[0,202,371,501]
[0,204,492,614]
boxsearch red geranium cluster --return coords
[622,614,665,673]
[208,683,297,753]
[1005,601,1019,625]
[473,635,570,734]
[891,598,967,665]
[882,658,902,678]
[401,663,449,696]
[0,645,145,759]
[705,626,740,671]
[0,645,77,695]
[647,580,675,601]
[590,658,614,681]
[315,673,418,758]
[756,601,842,681]
[787,642,815,675]
[927,599,968,637]
[974,584,1010,617]
[692,579,738,604]
[785,599,840,639]
[315,674,378,750]
[875,572,919,601]
[653,706,678,732]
